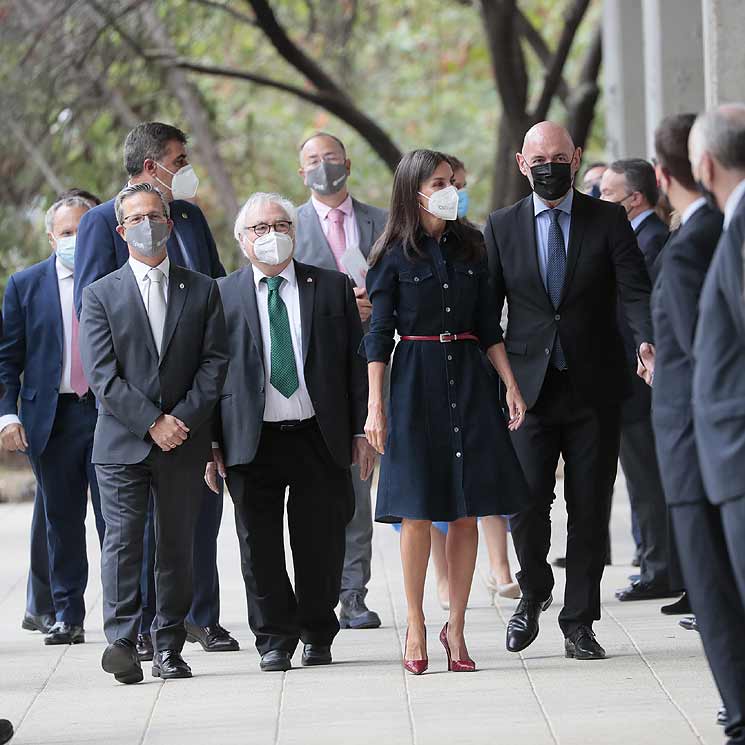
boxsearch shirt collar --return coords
[724,178,745,230]
[311,193,354,221]
[128,254,170,283]
[55,256,73,280]
[252,259,297,290]
[630,208,655,232]
[680,197,707,226]
[533,189,573,218]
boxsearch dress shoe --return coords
[21,613,55,634]
[0,719,12,745]
[301,644,332,666]
[661,592,692,615]
[439,622,476,672]
[44,622,84,645]
[102,638,143,684]
[403,628,428,675]
[615,581,680,602]
[136,633,154,662]
[185,622,239,652]
[260,650,292,672]
[678,615,698,632]
[339,591,382,629]
[552,556,567,569]
[565,625,606,660]
[506,595,552,653]
[152,650,192,679]
[718,705,728,727]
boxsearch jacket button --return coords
[443,283,449,289]
[414,276,420,283]
[456,451,462,458]
[446,307,451,313]
[260,386,264,393]
[555,314,561,321]
[544,348,550,356]
[468,269,474,275]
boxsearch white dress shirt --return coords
[723,178,745,231]
[680,197,707,227]
[252,261,315,422]
[630,208,655,232]
[312,193,361,254]
[0,257,76,433]
[128,254,170,307]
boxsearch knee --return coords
[448,517,478,534]
[401,518,432,534]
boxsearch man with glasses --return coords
[73,122,236,662]
[294,132,387,630]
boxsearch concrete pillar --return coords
[702,0,745,107]
[642,0,705,156]
[603,0,647,160]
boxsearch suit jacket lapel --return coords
[159,266,189,365]
[353,198,374,257]
[120,264,159,363]
[238,267,263,356]
[43,257,64,360]
[295,262,315,364]
[561,190,586,303]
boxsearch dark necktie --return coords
[262,276,299,398]
[546,209,567,370]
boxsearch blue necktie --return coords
[546,209,567,370]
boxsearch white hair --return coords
[233,192,297,242]
[45,195,95,234]
[692,104,745,170]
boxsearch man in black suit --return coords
[485,121,654,660]
[80,184,228,684]
[687,104,745,744]
[599,159,676,602]
[74,122,236,658]
[206,192,372,672]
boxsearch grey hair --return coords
[45,196,95,234]
[694,104,745,170]
[233,192,297,241]
[114,183,170,225]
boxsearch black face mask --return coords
[696,180,721,214]
[530,162,573,202]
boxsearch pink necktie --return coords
[70,311,88,397]
[327,208,347,272]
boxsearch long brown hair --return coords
[370,149,484,265]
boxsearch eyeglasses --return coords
[245,221,292,237]
[304,154,345,167]
[122,212,168,227]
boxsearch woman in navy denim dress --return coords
[362,150,530,674]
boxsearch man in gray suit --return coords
[80,183,228,685]
[294,132,387,629]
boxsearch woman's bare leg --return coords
[400,519,431,659]
[446,517,478,660]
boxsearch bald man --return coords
[484,121,654,660]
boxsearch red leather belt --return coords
[400,332,479,343]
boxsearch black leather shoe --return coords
[185,623,240,652]
[301,644,332,666]
[22,613,55,634]
[506,595,552,652]
[718,705,728,727]
[136,633,154,662]
[615,581,680,602]
[260,650,292,672]
[102,638,143,684]
[152,650,192,679]
[44,621,84,645]
[0,719,13,745]
[339,591,382,629]
[565,625,606,660]
[679,615,698,632]
[661,592,692,615]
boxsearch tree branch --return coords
[566,20,602,149]
[185,0,257,27]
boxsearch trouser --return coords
[227,420,353,656]
[340,464,373,602]
[619,415,670,587]
[25,485,53,618]
[97,447,201,653]
[509,367,621,636]
[671,498,745,744]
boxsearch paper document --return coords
[341,244,369,288]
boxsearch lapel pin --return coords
[181,212,188,219]
[307,277,313,283]
[179,283,185,289]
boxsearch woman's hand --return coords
[365,404,387,454]
[505,385,527,431]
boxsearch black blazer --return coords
[693,193,745,505]
[215,260,367,469]
[484,189,653,409]
[651,204,722,504]
[79,263,229,465]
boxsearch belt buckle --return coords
[439,332,453,343]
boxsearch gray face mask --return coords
[304,161,348,195]
[125,219,170,257]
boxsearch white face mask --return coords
[156,163,200,200]
[419,185,459,221]
[55,235,76,270]
[251,231,294,266]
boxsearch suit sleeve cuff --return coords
[0,414,21,433]
[353,434,366,438]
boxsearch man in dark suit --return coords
[485,121,654,660]
[687,104,745,744]
[80,183,228,684]
[74,122,236,658]
[599,159,676,602]
[294,132,386,630]
[206,192,372,672]
[0,193,105,645]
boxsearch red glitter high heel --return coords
[403,628,428,675]
[439,622,476,672]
